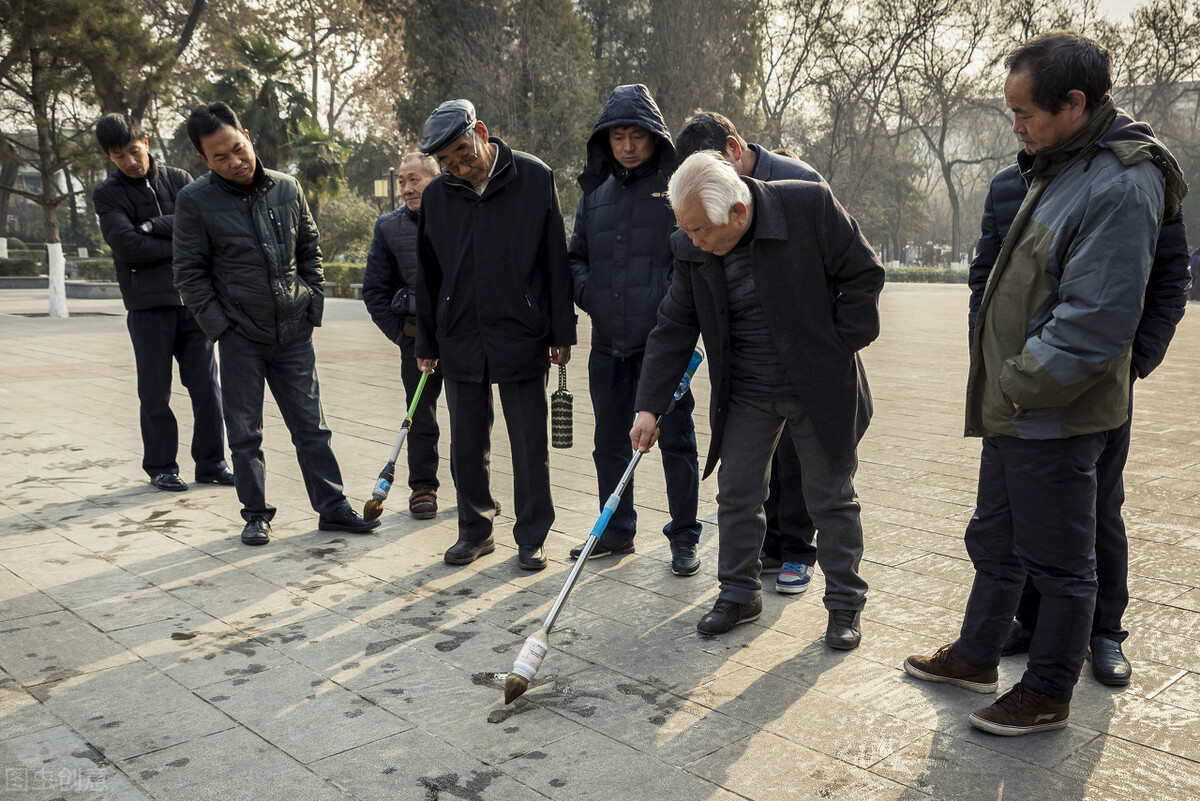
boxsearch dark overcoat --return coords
[635,177,884,477]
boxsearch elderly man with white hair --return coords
[630,151,884,646]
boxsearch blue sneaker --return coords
[776,562,814,595]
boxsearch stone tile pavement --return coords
[0,284,1197,800]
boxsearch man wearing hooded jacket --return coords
[968,115,1190,687]
[567,84,703,577]
[904,31,1189,736]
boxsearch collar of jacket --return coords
[112,154,160,186]
[1029,99,1117,180]
[673,177,785,265]
[439,136,514,198]
[210,160,273,196]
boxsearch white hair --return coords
[400,152,438,176]
[667,150,751,225]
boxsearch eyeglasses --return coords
[437,132,480,175]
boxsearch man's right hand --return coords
[417,358,439,372]
[629,410,660,453]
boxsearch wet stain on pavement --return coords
[434,630,477,652]
[170,632,196,641]
[419,770,496,801]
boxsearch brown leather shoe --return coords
[409,489,438,520]
[904,643,998,693]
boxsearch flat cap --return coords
[419,99,477,155]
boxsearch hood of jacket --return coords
[1017,107,1188,219]
[578,84,676,193]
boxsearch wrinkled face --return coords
[434,121,494,186]
[1004,69,1083,154]
[673,198,748,256]
[609,125,655,170]
[108,136,151,180]
[398,159,436,212]
[198,124,257,185]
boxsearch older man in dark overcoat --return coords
[630,151,884,647]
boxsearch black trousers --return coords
[1016,407,1133,642]
[444,373,552,546]
[762,431,818,565]
[399,334,443,492]
[127,307,227,479]
[218,328,349,522]
[956,434,1105,701]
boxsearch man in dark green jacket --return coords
[174,101,377,546]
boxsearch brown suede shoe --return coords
[904,643,999,693]
[969,682,1069,736]
[408,489,438,520]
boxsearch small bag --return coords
[551,363,573,449]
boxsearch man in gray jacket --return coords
[174,101,377,545]
[904,31,1186,736]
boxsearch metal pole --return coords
[388,166,397,210]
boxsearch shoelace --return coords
[780,562,808,577]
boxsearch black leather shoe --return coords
[569,535,635,560]
[241,516,271,546]
[670,540,700,577]
[318,508,381,534]
[517,545,547,571]
[444,537,496,565]
[825,609,862,650]
[697,596,762,635]
[195,468,236,486]
[1090,636,1131,686]
[1001,618,1033,656]
[150,473,188,492]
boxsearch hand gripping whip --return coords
[504,348,704,704]
[363,370,430,522]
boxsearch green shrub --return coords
[0,257,40,276]
[322,262,366,298]
[884,266,969,284]
[76,258,117,282]
[6,238,26,250]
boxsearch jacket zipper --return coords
[267,208,284,246]
[246,194,281,337]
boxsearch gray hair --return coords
[667,151,751,225]
[400,151,438,175]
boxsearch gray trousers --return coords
[715,395,867,609]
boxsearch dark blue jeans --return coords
[956,434,1105,702]
[588,350,701,545]
[399,333,443,492]
[218,328,349,522]
[127,307,227,479]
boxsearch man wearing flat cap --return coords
[414,99,576,571]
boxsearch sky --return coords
[1100,0,1140,19]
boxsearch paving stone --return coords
[310,728,545,800]
[201,661,409,764]
[1054,732,1200,800]
[0,610,137,685]
[121,727,348,801]
[0,567,62,622]
[0,725,150,800]
[31,660,234,760]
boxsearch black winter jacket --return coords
[362,207,420,345]
[569,84,677,356]
[93,157,192,310]
[968,113,1189,378]
[174,163,324,345]
[415,137,576,383]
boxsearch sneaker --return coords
[903,643,999,693]
[1001,618,1034,656]
[408,489,438,520]
[318,508,381,534]
[759,550,783,574]
[968,682,1070,736]
[670,540,700,576]
[776,562,814,594]
[569,536,635,560]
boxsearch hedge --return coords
[884,266,970,284]
[323,262,366,298]
[0,257,40,276]
[76,258,117,282]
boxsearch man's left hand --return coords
[550,346,571,365]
